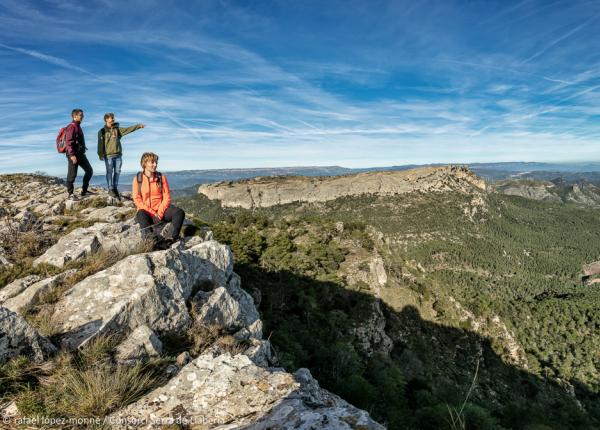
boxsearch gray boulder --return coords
[115,325,163,364]
[192,282,260,335]
[0,306,56,363]
[33,224,102,268]
[1,270,77,314]
[108,353,384,430]
[0,275,43,303]
[51,240,234,350]
[32,219,148,268]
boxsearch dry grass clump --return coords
[0,213,59,288]
[9,336,165,423]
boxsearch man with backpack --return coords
[98,113,145,200]
[63,108,93,200]
[132,152,185,250]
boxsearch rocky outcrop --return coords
[199,165,486,208]
[115,325,163,364]
[0,306,56,363]
[0,275,43,303]
[493,179,600,208]
[0,173,384,428]
[32,218,183,268]
[493,180,561,202]
[1,270,76,313]
[51,239,234,350]
[109,353,384,430]
[352,300,393,357]
[192,273,261,336]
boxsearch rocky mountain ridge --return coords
[0,174,383,429]
[198,165,486,209]
[492,178,600,207]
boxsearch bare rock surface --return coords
[199,165,486,208]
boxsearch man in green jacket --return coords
[98,113,145,199]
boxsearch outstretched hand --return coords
[152,214,161,224]
[140,124,146,128]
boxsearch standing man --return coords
[65,108,93,200]
[98,113,145,200]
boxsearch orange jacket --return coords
[132,172,171,219]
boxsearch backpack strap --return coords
[155,172,163,193]
[136,172,144,198]
[136,171,162,197]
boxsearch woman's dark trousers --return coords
[135,206,185,241]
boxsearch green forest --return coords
[175,189,600,430]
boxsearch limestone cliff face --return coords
[492,179,600,207]
[198,165,487,209]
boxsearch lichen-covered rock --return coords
[192,279,260,336]
[32,218,147,268]
[244,338,273,367]
[2,270,77,313]
[108,353,384,430]
[115,325,163,364]
[51,240,234,350]
[32,225,101,268]
[0,306,56,363]
[0,275,43,303]
[82,205,134,222]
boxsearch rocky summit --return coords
[198,165,487,208]
[0,174,383,429]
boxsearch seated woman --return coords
[133,152,185,249]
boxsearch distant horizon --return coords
[6,159,600,178]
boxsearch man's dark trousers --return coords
[66,152,93,195]
[135,206,185,240]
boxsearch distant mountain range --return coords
[79,161,600,192]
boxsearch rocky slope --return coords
[492,178,600,207]
[177,167,600,429]
[198,165,486,208]
[0,174,383,429]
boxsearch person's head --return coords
[140,152,159,173]
[104,112,115,127]
[71,108,84,123]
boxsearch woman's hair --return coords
[71,108,84,118]
[140,152,159,168]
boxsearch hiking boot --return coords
[67,193,79,201]
[154,237,175,251]
[113,189,121,201]
[108,189,117,198]
[81,189,95,198]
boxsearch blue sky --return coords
[0,0,599,175]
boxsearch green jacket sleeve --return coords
[97,129,105,159]
[118,124,143,137]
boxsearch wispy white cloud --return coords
[520,14,598,64]
[0,43,115,83]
